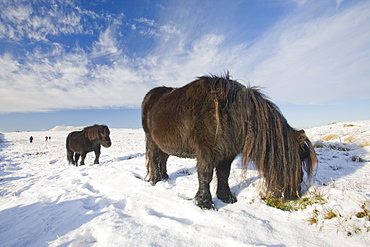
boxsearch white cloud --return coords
[336,0,344,9]
[245,1,370,104]
[0,0,99,41]
[135,17,156,27]
[0,53,19,75]
[0,0,369,114]
[159,25,181,35]
[90,26,122,59]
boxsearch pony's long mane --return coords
[241,87,316,199]
[82,125,108,141]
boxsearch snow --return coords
[1,121,369,246]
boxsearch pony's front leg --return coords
[216,159,237,204]
[194,168,214,210]
[94,147,101,164]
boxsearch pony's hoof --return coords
[218,194,237,204]
[194,198,215,210]
[197,202,215,210]
[148,174,168,185]
[149,178,160,185]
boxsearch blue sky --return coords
[0,0,369,132]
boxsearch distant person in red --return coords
[45,136,48,141]
[29,136,33,143]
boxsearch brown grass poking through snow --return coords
[321,134,340,141]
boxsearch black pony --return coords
[66,125,112,166]
[142,74,317,209]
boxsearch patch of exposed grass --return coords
[307,209,320,225]
[343,135,370,147]
[324,208,341,219]
[359,139,370,147]
[264,196,296,211]
[343,124,356,127]
[321,134,340,141]
[263,189,327,211]
[313,141,325,149]
[356,204,370,219]
[313,141,352,151]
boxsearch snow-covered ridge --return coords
[0,121,369,246]
[306,120,370,147]
[49,125,84,131]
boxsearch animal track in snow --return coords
[82,183,100,194]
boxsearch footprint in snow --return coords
[82,183,100,194]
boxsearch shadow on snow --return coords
[0,196,105,246]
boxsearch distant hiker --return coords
[49,136,51,140]
[29,136,33,143]
[45,136,48,141]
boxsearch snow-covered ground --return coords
[0,121,369,246]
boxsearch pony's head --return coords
[296,129,317,181]
[84,125,112,148]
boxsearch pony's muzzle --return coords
[102,141,112,148]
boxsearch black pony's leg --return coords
[94,146,101,164]
[67,149,75,165]
[80,152,87,166]
[216,158,237,204]
[146,138,169,184]
[194,164,214,210]
[74,153,80,166]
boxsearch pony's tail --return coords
[242,87,317,199]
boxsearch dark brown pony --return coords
[142,74,317,209]
[66,125,112,166]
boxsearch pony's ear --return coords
[101,125,110,136]
[86,126,99,140]
[296,129,307,144]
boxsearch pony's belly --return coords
[152,129,196,158]
[168,150,196,159]
[160,146,196,159]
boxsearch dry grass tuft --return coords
[343,135,370,147]
[321,134,340,141]
[343,124,356,127]
[343,135,356,143]
[359,139,370,147]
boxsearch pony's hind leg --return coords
[67,149,75,165]
[216,158,237,204]
[74,153,80,166]
[146,138,169,184]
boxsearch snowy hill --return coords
[49,125,84,132]
[0,121,369,246]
